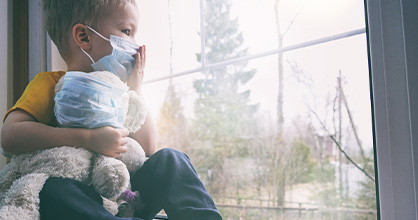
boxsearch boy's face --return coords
[88,2,140,62]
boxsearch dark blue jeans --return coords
[39,148,222,220]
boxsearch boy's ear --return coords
[72,24,91,50]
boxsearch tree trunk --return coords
[274,0,285,207]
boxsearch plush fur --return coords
[0,71,148,220]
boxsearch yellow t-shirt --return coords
[3,71,66,125]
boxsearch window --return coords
[136,0,376,219]
[45,0,418,219]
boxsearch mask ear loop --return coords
[80,25,111,64]
[86,26,111,42]
[80,47,95,64]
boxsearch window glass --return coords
[203,0,366,63]
[51,41,68,71]
[147,54,375,219]
[137,0,201,78]
[49,0,376,218]
[138,0,376,218]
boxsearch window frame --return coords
[366,0,418,219]
[25,0,418,218]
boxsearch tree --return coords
[157,83,190,151]
[287,138,315,185]
[157,0,190,152]
[192,0,258,195]
[306,75,375,217]
[273,0,304,206]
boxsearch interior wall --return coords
[0,0,12,169]
[0,0,66,170]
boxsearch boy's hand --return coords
[87,126,129,158]
[127,45,146,93]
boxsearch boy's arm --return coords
[1,110,130,158]
[127,45,158,156]
[129,111,158,157]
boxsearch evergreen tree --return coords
[157,83,190,151]
[192,0,258,194]
[288,139,316,184]
[157,0,190,152]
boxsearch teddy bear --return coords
[0,71,148,220]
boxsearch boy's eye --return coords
[122,29,131,36]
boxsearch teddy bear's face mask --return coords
[54,71,127,129]
[80,26,140,82]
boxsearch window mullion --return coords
[200,0,206,69]
[143,28,366,84]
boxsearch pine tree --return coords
[157,0,190,152]
[157,83,190,151]
[192,0,258,194]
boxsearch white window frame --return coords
[26,0,418,218]
[366,0,418,219]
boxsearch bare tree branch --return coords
[308,107,375,182]
[332,85,340,137]
[282,0,306,37]
[340,86,367,160]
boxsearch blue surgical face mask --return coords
[80,26,140,81]
[54,71,127,129]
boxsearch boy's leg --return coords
[131,148,222,220]
[39,177,143,220]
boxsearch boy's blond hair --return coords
[42,0,136,61]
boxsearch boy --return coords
[0,0,222,220]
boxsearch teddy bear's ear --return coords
[123,91,148,133]
[54,77,65,95]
